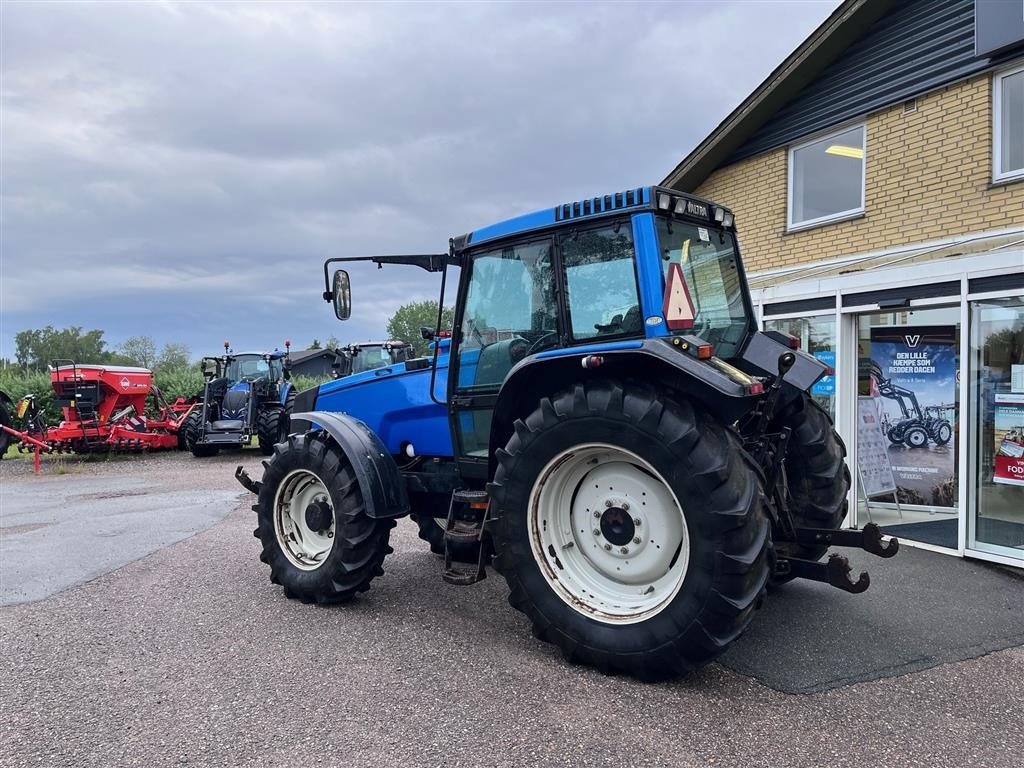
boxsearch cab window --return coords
[456,240,556,392]
[561,225,640,341]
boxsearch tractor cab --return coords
[335,340,413,378]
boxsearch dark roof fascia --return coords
[661,0,895,192]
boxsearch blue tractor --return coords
[237,186,898,679]
[184,342,295,457]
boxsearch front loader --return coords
[238,185,898,679]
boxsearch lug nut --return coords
[620,547,629,555]
[593,510,601,518]
[592,528,601,536]
[633,518,642,526]
[605,499,613,508]
[604,544,612,551]
[622,502,629,511]
[633,537,641,545]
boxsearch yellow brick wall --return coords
[694,73,1024,274]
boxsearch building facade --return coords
[665,0,1024,566]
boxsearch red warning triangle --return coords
[663,262,695,330]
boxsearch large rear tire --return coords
[490,381,770,680]
[254,431,394,604]
[183,409,218,457]
[771,393,850,565]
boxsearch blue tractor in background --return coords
[184,342,295,457]
[237,185,898,680]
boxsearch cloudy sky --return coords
[1,0,837,360]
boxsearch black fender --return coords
[290,410,410,519]
[487,338,762,477]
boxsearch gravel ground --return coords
[1,452,1022,768]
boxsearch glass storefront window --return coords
[763,315,836,418]
[855,307,960,548]
[969,297,1024,556]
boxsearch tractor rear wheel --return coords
[770,393,850,568]
[409,491,482,563]
[490,381,769,680]
[254,431,394,604]
[183,409,218,457]
[257,407,287,455]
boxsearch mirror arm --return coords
[321,254,449,300]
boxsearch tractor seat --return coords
[210,419,245,431]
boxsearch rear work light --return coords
[671,336,714,360]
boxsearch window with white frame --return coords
[994,64,1024,182]
[788,124,865,230]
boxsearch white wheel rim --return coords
[274,469,335,570]
[528,443,689,625]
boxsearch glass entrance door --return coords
[854,306,961,549]
[968,297,1024,561]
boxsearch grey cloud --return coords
[1,1,838,357]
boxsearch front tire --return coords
[257,407,287,455]
[183,409,218,457]
[490,381,769,679]
[254,432,394,603]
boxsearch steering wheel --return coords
[525,331,559,356]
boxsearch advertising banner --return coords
[856,396,898,498]
[994,393,1024,487]
[869,325,958,507]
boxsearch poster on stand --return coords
[857,396,898,498]
[994,393,1024,487]
[869,325,957,507]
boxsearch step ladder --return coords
[442,489,490,586]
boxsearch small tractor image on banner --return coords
[237,185,899,680]
[183,343,295,457]
[3,362,192,454]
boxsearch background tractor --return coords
[238,185,898,680]
[332,340,414,378]
[183,342,294,457]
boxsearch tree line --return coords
[11,326,191,373]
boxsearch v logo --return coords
[905,334,921,348]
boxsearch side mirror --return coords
[332,270,351,321]
[420,326,435,341]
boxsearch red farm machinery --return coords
[2,361,195,458]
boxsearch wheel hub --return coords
[599,506,635,546]
[304,500,332,533]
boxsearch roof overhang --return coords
[661,0,895,192]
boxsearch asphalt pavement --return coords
[1,451,1022,768]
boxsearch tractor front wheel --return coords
[183,410,218,457]
[490,381,769,679]
[257,407,287,455]
[253,431,394,603]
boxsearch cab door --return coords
[448,237,560,479]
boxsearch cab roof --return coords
[457,185,728,249]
